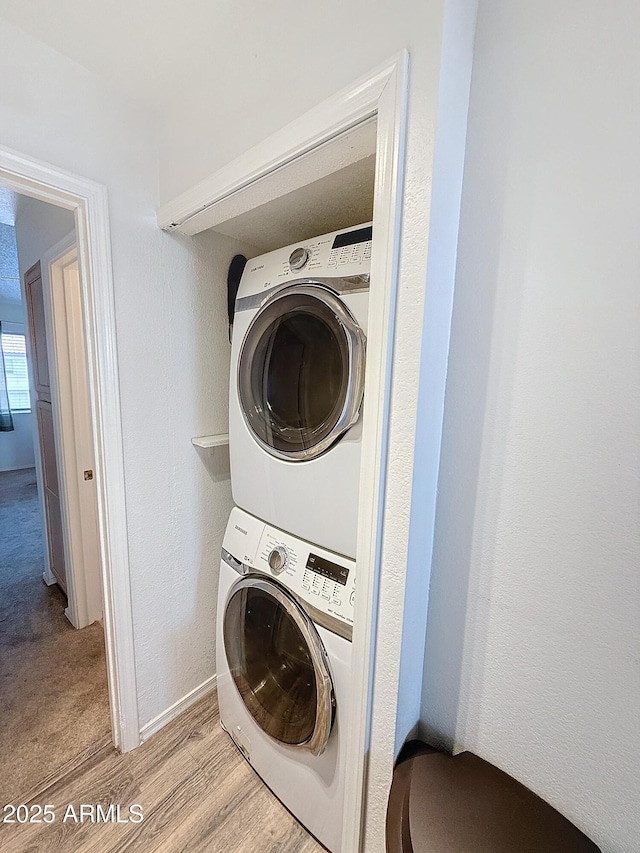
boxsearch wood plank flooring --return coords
[0,690,325,853]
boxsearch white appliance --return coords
[216,506,355,853]
[229,223,371,558]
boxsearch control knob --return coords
[268,545,288,574]
[289,247,309,271]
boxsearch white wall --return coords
[0,19,245,728]
[0,221,35,471]
[124,227,253,723]
[15,196,75,271]
[0,299,23,323]
[0,412,34,470]
[421,3,640,852]
[0,303,33,472]
[13,196,75,483]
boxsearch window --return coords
[1,327,31,412]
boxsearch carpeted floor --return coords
[0,468,111,803]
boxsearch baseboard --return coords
[139,674,217,743]
[0,464,37,472]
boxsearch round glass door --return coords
[238,284,366,461]
[223,575,334,755]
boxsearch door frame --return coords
[0,146,140,753]
[159,52,409,851]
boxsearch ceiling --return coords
[0,0,210,109]
[0,0,332,113]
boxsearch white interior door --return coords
[48,251,103,626]
[24,260,67,592]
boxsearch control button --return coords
[289,247,309,271]
[268,545,288,575]
[349,591,355,606]
[311,588,320,596]
[332,599,341,606]
[302,583,310,591]
[321,593,330,601]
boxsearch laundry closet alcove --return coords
[156,47,467,853]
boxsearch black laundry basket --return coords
[386,741,601,853]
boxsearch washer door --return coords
[223,575,335,756]
[238,283,366,461]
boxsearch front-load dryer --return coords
[229,223,371,558]
[216,506,355,853]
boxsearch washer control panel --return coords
[267,544,288,574]
[256,526,355,630]
[327,225,372,269]
[223,507,355,632]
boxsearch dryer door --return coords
[238,283,366,461]
[223,574,335,756]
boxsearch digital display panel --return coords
[331,226,373,250]
[306,553,350,586]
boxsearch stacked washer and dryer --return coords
[216,223,372,852]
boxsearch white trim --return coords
[344,54,410,853]
[140,675,218,743]
[157,55,401,234]
[42,566,57,585]
[0,145,140,753]
[167,119,377,238]
[158,52,409,852]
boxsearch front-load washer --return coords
[216,506,355,853]
[229,223,371,558]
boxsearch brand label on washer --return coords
[224,508,264,566]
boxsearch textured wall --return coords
[0,222,19,299]
[0,19,249,728]
[121,227,254,724]
[421,3,640,851]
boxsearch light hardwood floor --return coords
[0,691,325,852]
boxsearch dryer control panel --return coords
[238,222,373,298]
[223,507,356,637]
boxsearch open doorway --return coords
[0,188,111,801]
